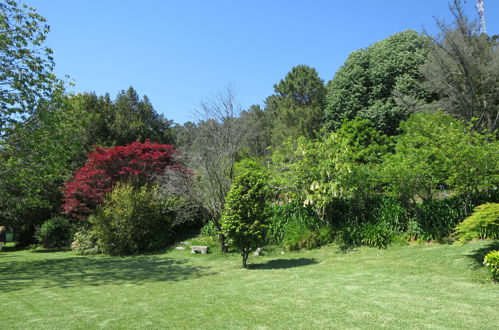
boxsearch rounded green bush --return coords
[71,227,100,255]
[91,183,174,255]
[34,216,73,248]
[483,250,499,282]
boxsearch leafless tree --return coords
[186,85,253,252]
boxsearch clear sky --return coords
[29,0,498,124]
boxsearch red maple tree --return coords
[62,141,180,219]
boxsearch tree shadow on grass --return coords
[0,255,216,292]
[250,258,318,270]
[465,240,499,270]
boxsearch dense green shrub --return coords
[34,216,73,249]
[267,202,316,245]
[91,183,173,255]
[282,219,332,250]
[328,196,404,248]
[338,221,395,249]
[71,226,100,255]
[414,197,468,242]
[409,190,498,242]
[483,250,499,282]
[359,222,395,248]
[221,160,272,268]
[454,203,499,244]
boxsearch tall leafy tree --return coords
[324,30,432,135]
[421,0,499,133]
[0,0,57,139]
[266,65,326,146]
[67,92,114,148]
[67,87,174,148]
[111,87,174,146]
[0,92,89,245]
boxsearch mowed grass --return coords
[1,239,498,329]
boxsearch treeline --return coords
[0,1,497,253]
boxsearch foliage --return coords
[335,118,391,164]
[337,220,395,249]
[383,111,498,205]
[0,92,89,245]
[455,203,499,244]
[0,0,57,137]
[265,65,326,146]
[421,0,499,133]
[110,87,174,146]
[154,166,202,229]
[483,250,499,282]
[200,221,219,237]
[270,119,387,222]
[237,105,272,158]
[71,227,100,255]
[359,222,394,249]
[90,183,173,256]
[171,121,198,150]
[266,202,316,245]
[282,220,332,251]
[221,160,272,267]
[324,30,432,134]
[34,216,73,249]
[68,88,175,148]
[61,140,178,219]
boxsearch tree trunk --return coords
[219,233,229,253]
[242,251,249,268]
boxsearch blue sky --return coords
[30,0,498,124]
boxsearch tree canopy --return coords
[265,65,326,146]
[324,30,432,135]
[0,0,57,138]
[62,141,179,220]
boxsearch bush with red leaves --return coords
[62,141,180,219]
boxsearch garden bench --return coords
[190,246,209,254]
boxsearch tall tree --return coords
[324,30,432,135]
[68,87,174,148]
[67,92,114,148]
[187,86,250,252]
[421,0,499,133]
[0,92,89,245]
[111,87,174,145]
[266,65,326,146]
[0,0,57,139]
[238,105,271,158]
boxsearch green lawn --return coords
[1,239,498,329]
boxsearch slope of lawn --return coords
[1,239,498,329]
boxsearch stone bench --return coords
[190,246,209,254]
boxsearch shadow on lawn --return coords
[0,255,216,292]
[250,258,318,270]
[465,240,499,270]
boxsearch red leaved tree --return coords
[62,141,179,219]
